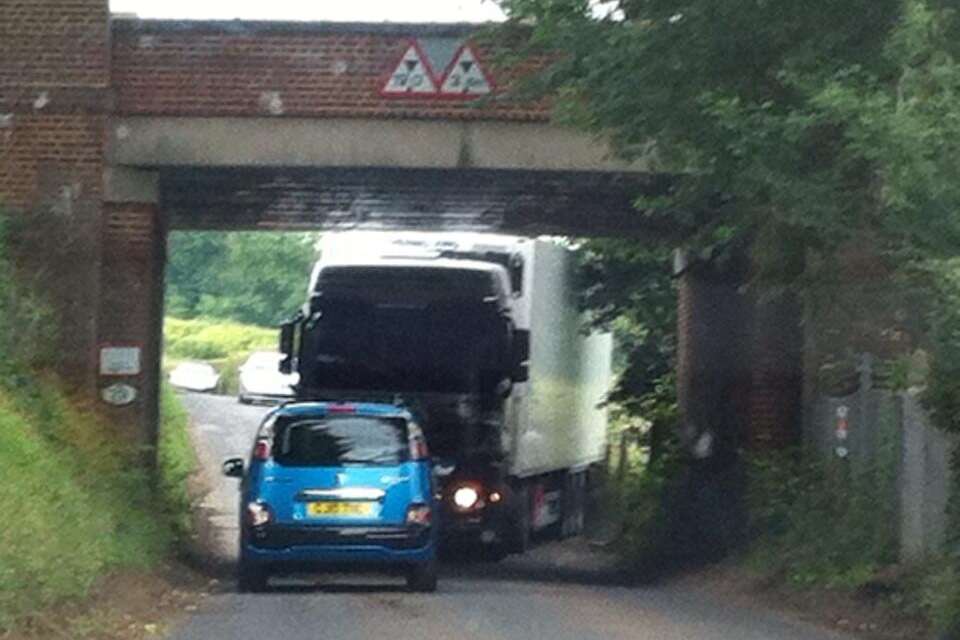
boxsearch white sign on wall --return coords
[100,346,142,376]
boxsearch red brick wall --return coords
[0,0,110,92]
[0,114,104,209]
[0,0,110,389]
[98,202,165,449]
[111,21,550,121]
[747,297,804,449]
[675,259,754,456]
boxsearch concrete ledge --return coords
[108,117,645,173]
[104,167,159,204]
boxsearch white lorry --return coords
[280,231,612,555]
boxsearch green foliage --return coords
[616,445,683,566]
[158,384,197,540]
[164,316,276,362]
[918,562,960,636]
[497,1,960,273]
[920,260,960,436]
[164,317,278,395]
[745,443,899,589]
[0,208,194,632]
[577,241,678,447]
[0,380,170,632]
[166,231,317,327]
[0,214,57,373]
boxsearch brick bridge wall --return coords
[111,20,549,121]
[1,2,803,454]
[1,0,110,387]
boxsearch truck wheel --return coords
[406,559,438,592]
[504,485,531,554]
[237,561,268,593]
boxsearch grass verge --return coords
[0,376,196,635]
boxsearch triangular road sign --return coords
[382,44,438,95]
[439,46,492,96]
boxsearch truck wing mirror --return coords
[513,329,530,383]
[279,321,295,374]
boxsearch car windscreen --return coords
[272,416,409,466]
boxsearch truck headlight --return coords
[453,486,480,510]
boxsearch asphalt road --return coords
[173,392,849,640]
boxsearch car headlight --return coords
[453,486,480,510]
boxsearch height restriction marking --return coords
[381,40,494,99]
[440,46,492,95]
[382,44,439,95]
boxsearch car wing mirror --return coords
[222,457,245,478]
[279,321,295,374]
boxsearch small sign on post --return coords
[835,404,850,458]
[101,383,138,406]
[100,346,141,376]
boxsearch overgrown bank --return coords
[0,212,197,635]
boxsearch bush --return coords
[158,384,197,540]
[164,317,276,362]
[745,449,898,588]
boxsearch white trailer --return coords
[287,231,612,552]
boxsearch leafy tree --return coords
[578,240,678,459]
[497,0,960,282]
[165,232,317,327]
[497,0,960,426]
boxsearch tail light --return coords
[253,439,270,461]
[405,504,432,527]
[245,501,272,528]
[327,403,356,414]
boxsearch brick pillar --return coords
[674,251,752,459]
[0,0,111,389]
[97,193,166,454]
[747,294,804,449]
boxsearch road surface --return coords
[173,392,849,640]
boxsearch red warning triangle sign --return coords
[382,44,438,95]
[439,46,492,96]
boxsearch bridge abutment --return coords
[98,171,165,454]
[1,0,110,391]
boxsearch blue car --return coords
[222,402,438,592]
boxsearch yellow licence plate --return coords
[306,501,373,517]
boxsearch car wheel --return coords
[237,561,268,593]
[406,558,438,592]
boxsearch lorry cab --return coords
[222,401,438,592]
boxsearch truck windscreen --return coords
[313,266,503,305]
[300,266,511,394]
